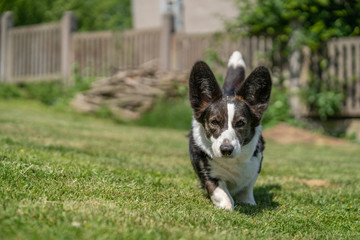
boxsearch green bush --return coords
[0,75,95,106]
[303,87,344,120]
[262,87,293,128]
[21,81,65,105]
[301,74,344,120]
[135,98,193,130]
[0,83,25,99]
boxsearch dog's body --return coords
[188,51,271,210]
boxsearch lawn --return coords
[0,100,359,239]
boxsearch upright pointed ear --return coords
[236,66,272,124]
[189,61,222,120]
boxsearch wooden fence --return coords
[72,29,162,77]
[172,34,271,72]
[0,11,360,116]
[327,37,360,116]
[7,22,61,82]
[0,11,272,83]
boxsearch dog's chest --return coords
[209,153,261,195]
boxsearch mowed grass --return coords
[0,100,359,239]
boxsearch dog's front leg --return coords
[189,141,234,210]
[208,180,234,210]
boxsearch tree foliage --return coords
[230,0,360,52]
[0,0,131,31]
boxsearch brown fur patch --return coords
[235,95,246,102]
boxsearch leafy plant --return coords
[0,74,95,106]
[0,0,132,31]
[21,81,65,105]
[0,83,25,99]
[302,83,344,120]
[262,87,293,128]
[230,0,360,56]
[135,98,193,130]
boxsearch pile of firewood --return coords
[71,67,188,120]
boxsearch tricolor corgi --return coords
[188,51,272,210]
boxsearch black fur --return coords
[223,66,246,96]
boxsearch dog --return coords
[188,51,272,210]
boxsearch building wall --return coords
[131,0,238,33]
[182,0,238,33]
[131,0,161,30]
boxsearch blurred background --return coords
[1,0,360,140]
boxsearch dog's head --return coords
[189,52,271,158]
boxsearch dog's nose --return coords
[220,139,234,156]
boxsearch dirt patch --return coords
[284,177,333,187]
[263,122,348,146]
[297,179,332,187]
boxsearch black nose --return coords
[220,143,234,156]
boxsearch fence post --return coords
[0,11,13,82]
[61,11,76,85]
[287,23,304,119]
[159,12,174,71]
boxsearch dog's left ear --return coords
[235,66,272,123]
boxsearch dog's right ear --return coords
[189,61,222,120]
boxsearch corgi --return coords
[188,51,272,210]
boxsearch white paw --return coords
[211,185,234,210]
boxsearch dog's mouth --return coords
[221,153,233,158]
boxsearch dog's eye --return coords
[210,120,219,126]
[235,121,246,128]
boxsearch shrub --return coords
[262,87,293,128]
[301,75,344,120]
[0,75,95,106]
[21,81,65,105]
[135,98,193,130]
[0,83,25,99]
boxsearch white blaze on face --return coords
[210,103,241,158]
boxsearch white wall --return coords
[132,0,239,33]
[182,0,238,33]
[132,0,161,30]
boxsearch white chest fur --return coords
[209,153,261,196]
[192,120,262,196]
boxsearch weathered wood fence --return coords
[0,11,271,82]
[327,37,360,116]
[0,11,360,116]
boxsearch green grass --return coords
[0,100,359,239]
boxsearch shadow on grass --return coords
[235,184,281,215]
